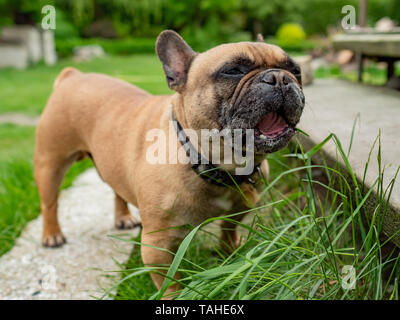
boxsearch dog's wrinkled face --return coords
[156,30,305,155]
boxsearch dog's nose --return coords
[261,70,291,87]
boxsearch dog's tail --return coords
[53,67,80,89]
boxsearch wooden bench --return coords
[333,33,400,82]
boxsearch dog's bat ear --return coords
[156,30,196,92]
[256,33,264,42]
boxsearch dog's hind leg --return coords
[34,155,72,247]
[114,193,140,229]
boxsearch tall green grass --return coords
[106,132,400,300]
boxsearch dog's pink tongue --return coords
[257,112,288,137]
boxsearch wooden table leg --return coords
[387,59,395,81]
[357,53,364,82]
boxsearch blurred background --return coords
[0,0,399,96]
[0,0,399,52]
[1,0,400,91]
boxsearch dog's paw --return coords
[42,233,67,248]
[115,215,141,230]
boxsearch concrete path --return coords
[0,168,140,300]
[300,79,400,244]
[0,113,39,126]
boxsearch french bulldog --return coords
[34,30,305,297]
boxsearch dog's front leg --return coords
[114,193,141,229]
[220,212,247,254]
[141,227,185,299]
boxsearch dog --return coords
[34,30,305,297]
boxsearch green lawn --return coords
[0,125,38,255]
[0,54,170,115]
[0,124,35,160]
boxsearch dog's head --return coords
[156,30,305,155]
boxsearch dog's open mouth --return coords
[252,111,296,153]
[256,112,289,138]
[225,111,298,155]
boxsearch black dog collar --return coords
[171,112,260,187]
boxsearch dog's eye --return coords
[290,66,302,83]
[292,66,301,77]
[221,67,245,77]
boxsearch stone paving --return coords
[0,168,140,300]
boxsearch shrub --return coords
[54,10,80,40]
[276,23,306,48]
[266,37,315,54]
[181,14,251,52]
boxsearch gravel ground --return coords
[0,168,140,300]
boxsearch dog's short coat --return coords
[34,30,304,297]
